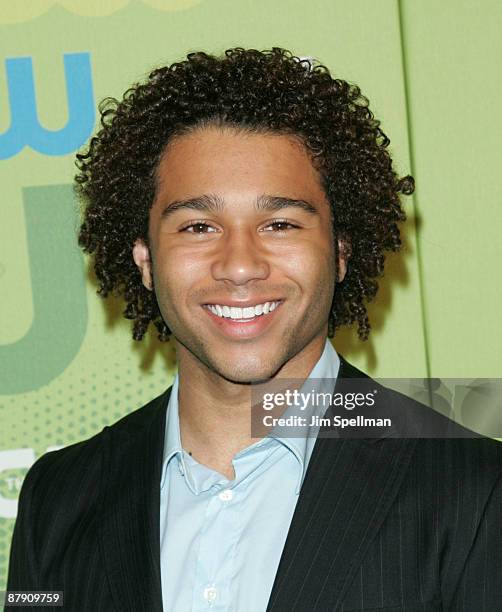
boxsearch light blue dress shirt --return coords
[160,340,340,611]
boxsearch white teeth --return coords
[206,300,281,320]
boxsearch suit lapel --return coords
[99,389,171,612]
[267,357,418,611]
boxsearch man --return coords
[7,48,502,611]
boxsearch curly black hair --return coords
[76,47,414,342]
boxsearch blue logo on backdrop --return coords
[0,52,95,159]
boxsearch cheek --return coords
[151,245,211,321]
[150,247,179,300]
[282,239,335,281]
[153,244,206,285]
[307,241,336,299]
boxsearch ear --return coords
[336,237,351,283]
[132,239,153,290]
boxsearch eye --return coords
[180,222,217,234]
[262,220,300,232]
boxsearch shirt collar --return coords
[269,339,340,493]
[160,339,340,494]
[160,373,183,490]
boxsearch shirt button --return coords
[203,586,218,603]
[218,488,233,501]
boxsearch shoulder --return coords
[338,354,502,477]
[19,387,172,507]
[8,387,172,584]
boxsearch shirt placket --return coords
[191,481,240,611]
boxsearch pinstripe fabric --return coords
[6,356,502,611]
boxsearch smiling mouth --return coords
[202,300,283,322]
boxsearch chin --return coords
[212,354,283,384]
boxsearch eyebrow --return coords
[159,193,320,220]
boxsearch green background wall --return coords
[1,0,501,589]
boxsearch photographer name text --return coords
[262,414,392,428]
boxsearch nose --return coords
[211,228,270,285]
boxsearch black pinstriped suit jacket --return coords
[6,356,502,611]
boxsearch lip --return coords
[202,300,284,339]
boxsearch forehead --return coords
[154,126,327,204]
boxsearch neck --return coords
[175,335,327,479]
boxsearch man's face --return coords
[133,126,346,383]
